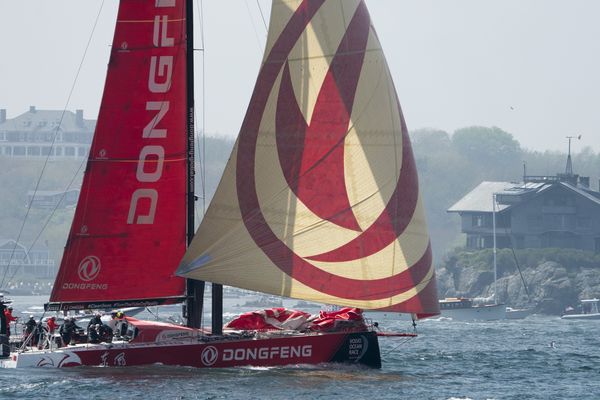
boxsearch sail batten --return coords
[178,0,439,315]
[50,1,188,307]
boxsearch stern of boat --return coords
[330,331,381,368]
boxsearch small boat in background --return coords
[561,299,600,320]
[505,306,533,320]
[439,298,506,321]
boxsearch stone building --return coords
[0,107,94,158]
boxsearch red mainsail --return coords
[50,0,188,309]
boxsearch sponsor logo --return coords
[61,255,107,291]
[100,352,109,367]
[78,256,101,281]
[222,345,312,362]
[114,352,127,366]
[36,353,82,368]
[348,335,368,361]
[62,282,108,291]
[127,1,177,225]
[201,346,218,366]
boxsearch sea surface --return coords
[1,295,599,400]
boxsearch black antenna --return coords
[565,135,581,176]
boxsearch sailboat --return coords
[0,0,438,368]
[439,193,506,321]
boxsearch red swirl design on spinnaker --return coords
[235,0,436,312]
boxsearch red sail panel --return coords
[50,0,187,306]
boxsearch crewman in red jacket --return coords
[46,316,58,334]
[4,306,17,337]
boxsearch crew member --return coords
[4,306,17,337]
[87,313,102,333]
[0,295,7,336]
[46,316,58,334]
[60,317,83,345]
[24,315,38,346]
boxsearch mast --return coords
[185,0,204,329]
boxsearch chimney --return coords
[579,176,590,188]
[29,105,36,113]
[0,109,5,124]
[76,109,84,127]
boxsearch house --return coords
[448,174,600,252]
[0,239,56,278]
[0,107,94,159]
[26,189,79,209]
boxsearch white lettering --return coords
[128,3,175,225]
[153,16,174,47]
[127,189,158,224]
[220,345,312,363]
[143,102,170,138]
[136,145,165,182]
[62,282,108,290]
[149,56,173,93]
[156,0,175,7]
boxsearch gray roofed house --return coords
[448,174,600,252]
[0,106,94,158]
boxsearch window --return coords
[472,215,484,227]
[13,146,25,155]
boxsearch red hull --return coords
[5,331,381,369]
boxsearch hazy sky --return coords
[1,0,599,152]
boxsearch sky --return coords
[1,0,599,153]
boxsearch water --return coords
[2,296,599,400]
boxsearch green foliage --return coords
[410,126,600,260]
[443,247,600,275]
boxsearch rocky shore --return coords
[436,248,600,315]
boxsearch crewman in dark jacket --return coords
[60,317,83,345]
[87,313,102,333]
[24,315,38,346]
[0,295,7,336]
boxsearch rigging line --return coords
[245,1,265,50]
[0,0,106,289]
[502,222,532,302]
[193,0,207,221]
[200,0,207,216]
[6,159,87,286]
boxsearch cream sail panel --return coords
[262,0,299,64]
[284,0,361,124]
[286,264,435,309]
[343,41,404,230]
[307,194,429,280]
[179,142,245,269]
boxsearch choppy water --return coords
[1,296,599,400]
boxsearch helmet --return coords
[29,315,34,319]
[49,316,55,320]
[7,306,12,311]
